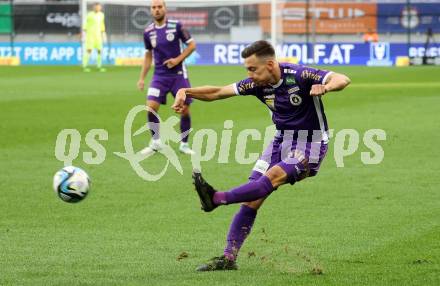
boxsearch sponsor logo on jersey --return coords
[238,82,255,93]
[265,99,275,110]
[263,94,275,100]
[150,36,157,48]
[284,69,297,74]
[289,94,302,106]
[288,86,300,94]
[301,70,322,82]
[264,94,276,110]
[263,88,274,93]
[285,76,296,85]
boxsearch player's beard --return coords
[154,14,165,23]
[253,79,268,86]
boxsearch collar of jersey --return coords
[270,78,283,88]
[155,22,167,29]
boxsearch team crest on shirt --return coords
[289,94,302,106]
[166,33,175,41]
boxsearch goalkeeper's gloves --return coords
[102,32,107,44]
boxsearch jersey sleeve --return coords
[100,13,106,32]
[177,21,193,44]
[296,66,333,88]
[143,32,152,51]
[233,78,257,96]
[83,12,91,31]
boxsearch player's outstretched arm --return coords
[137,50,153,91]
[164,41,196,69]
[172,85,236,113]
[310,72,351,96]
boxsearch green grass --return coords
[0,65,439,285]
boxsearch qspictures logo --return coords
[54,105,387,181]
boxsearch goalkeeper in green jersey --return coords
[82,3,106,72]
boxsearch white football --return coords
[53,166,91,203]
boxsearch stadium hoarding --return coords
[1,42,440,66]
[377,3,440,33]
[0,3,13,34]
[11,3,240,35]
[13,3,81,34]
[259,2,377,34]
[124,5,240,33]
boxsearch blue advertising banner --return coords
[1,42,440,66]
[378,3,440,33]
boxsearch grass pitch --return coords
[0,65,439,285]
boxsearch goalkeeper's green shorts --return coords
[86,37,103,50]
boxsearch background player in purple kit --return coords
[137,0,196,155]
[172,40,351,271]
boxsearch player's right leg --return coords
[140,77,170,155]
[82,49,92,72]
[193,152,308,210]
[192,136,282,212]
[140,99,162,156]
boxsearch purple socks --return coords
[180,115,191,143]
[147,111,160,140]
[148,111,192,143]
[213,176,273,205]
[224,205,257,260]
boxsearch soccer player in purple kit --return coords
[172,40,351,271]
[137,0,196,155]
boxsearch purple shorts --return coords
[249,131,328,185]
[147,75,193,105]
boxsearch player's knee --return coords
[147,101,160,112]
[264,166,288,188]
[243,198,265,210]
[289,150,311,182]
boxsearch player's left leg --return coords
[82,49,92,72]
[223,198,265,260]
[96,49,106,72]
[171,77,194,155]
[196,198,266,271]
[177,104,194,155]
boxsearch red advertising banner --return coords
[259,3,377,34]
[167,11,208,27]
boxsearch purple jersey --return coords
[143,19,193,77]
[233,63,332,142]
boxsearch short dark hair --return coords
[241,40,275,59]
